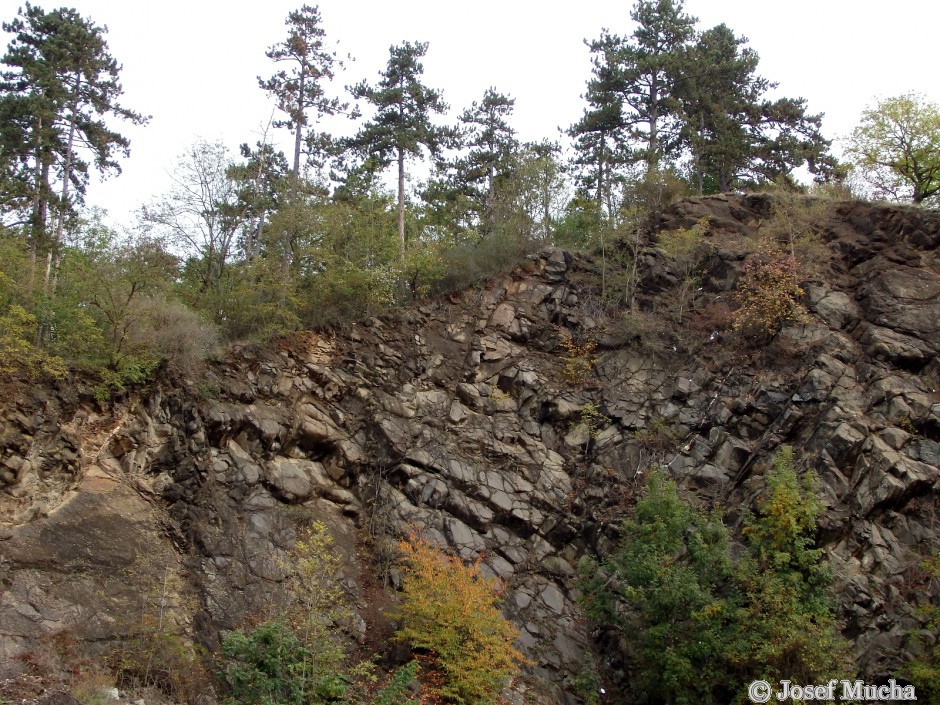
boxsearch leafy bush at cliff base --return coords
[584,449,850,705]
[372,660,420,705]
[902,554,940,705]
[727,447,849,688]
[218,522,368,705]
[394,537,526,705]
[581,469,734,704]
[220,620,348,705]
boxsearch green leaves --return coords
[728,447,848,690]
[259,5,345,176]
[1,4,147,249]
[587,453,850,704]
[348,41,453,259]
[349,42,452,166]
[847,93,940,204]
[571,1,837,201]
[595,469,732,705]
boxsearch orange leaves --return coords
[395,537,526,705]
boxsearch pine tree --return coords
[675,24,835,192]
[0,4,147,290]
[458,88,517,233]
[423,88,518,238]
[349,41,452,261]
[674,24,761,193]
[618,0,697,171]
[259,4,345,178]
[226,141,290,260]
[569,29,630,217]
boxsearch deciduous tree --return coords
[139,140,239,303]
[395,536,525,705]
[846,92,940,205]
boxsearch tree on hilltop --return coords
[259,4,345,178]
[568,28,631,217]
[846,92,940,205]
[456,87,518,235]
[348,41,453,261]
[674,23,834,193]
[423,87,518,238]
[571,1,838,197]
[0,3,147,290]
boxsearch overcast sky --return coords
[4,0,939,226]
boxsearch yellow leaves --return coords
[0,304,67,380]
[560,331,596,387]
[395,536,526,705]
[282,521,347,629]
[657,218,709,263]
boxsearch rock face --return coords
[1,194,939,701]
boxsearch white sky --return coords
[4,0,939,226]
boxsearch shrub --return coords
[372,661,419,705]
[658,219,710,323]
[0,304,67,380]
[301,261,396,329]
[727,447,850,688]
[93,358,160,402]
[752,193,832,277]
[690,300,734,337]
[395,537,525,705]
[577,401,608,440]
[633,416,679,455]
[560,333,596,387]
[902,554,940,705]
[733,247,806,339]
[583,452,850,704]
[129,297,218,377]
[584,469,733,705]
[108,565,211,705]
[220,621,346,705]
[626,168,690,219]
[109,613,209,705]
[219,522,369,705]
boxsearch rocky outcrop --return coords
[1,194,938,702]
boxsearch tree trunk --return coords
[27,113,45,295]
[292,73,305,176]
[719,171,731,193]
[48,76,81,294]
[541,181,552,240]
[648,78,659,172]
[484,163,496,236]
[695,114,705,196]
[397,146,406,263]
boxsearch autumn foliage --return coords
[733,247,806,338]
[395,537,525,705]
